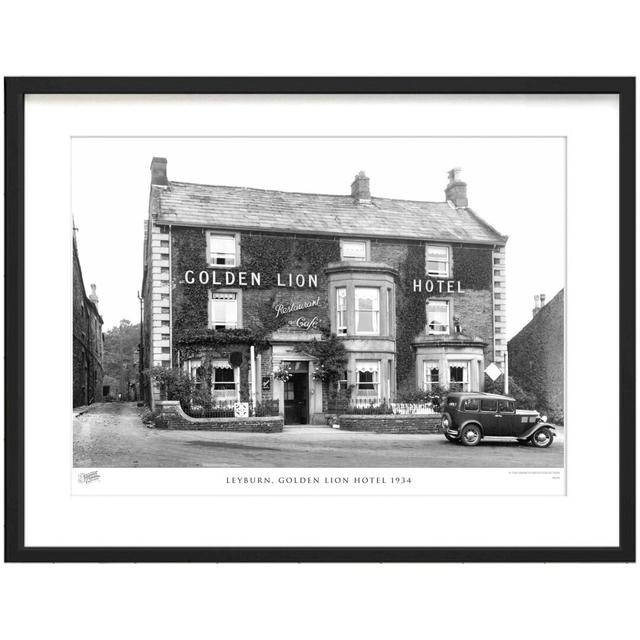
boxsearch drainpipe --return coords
[250,345,257,415]
[504,350,509,395]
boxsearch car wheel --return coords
[530,427,553,448]
[460,424,482,446]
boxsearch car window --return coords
[461,398,479,411]
[497,400,515,413]
[480,399,498,412]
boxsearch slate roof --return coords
[154,181,506,245]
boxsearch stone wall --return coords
[154,400,283,432]
[73,235,104,407]
[508,289,564,424]
[338,413,441,433]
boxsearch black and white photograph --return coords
[6,79,632,562]
[72,137,565,472]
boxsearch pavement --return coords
[73,402,565,469]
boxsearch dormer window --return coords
[426,245,450,277]
[341,239,368,261]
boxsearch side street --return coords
[74,402,564,468]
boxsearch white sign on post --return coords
[233,402,249,418]
[484,362,503,382]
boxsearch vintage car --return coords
[440,392,556,447]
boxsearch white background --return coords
[1,3,638,640]
[29,94,602,546]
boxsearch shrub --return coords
[484,376,538,409]
[297,334,348,386]
[145,367,193,409]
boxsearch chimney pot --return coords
[89,283,99,306]
[351,171,371,203]
[445,167,468,207]
[532,294,540,317]
[150,157,168,187]
[540,293,546,306]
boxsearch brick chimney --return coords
[89,284,99,306]
[351,171,371,203]
[445,167,468,208]
[150,157,168,187]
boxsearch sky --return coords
[72,137,565,338]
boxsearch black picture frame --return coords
[4,76,635,563]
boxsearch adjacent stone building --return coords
[142,158,508,423]
[508,290,564,423]
[73,229,104,407]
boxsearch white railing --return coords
[348,397,437,414]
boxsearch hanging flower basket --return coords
[312,364,331,382]
[273,363,293,382]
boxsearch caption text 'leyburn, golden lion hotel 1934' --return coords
[141,158,507,424]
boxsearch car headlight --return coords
[442,416,450,428]
[541,415,548,422]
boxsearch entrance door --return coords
[284,372,309,424]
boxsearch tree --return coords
[102,319,141,398]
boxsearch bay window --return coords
[448,361,469,392]
[355,361,380,400]
[423,361,440,392]
[211,359,239,400]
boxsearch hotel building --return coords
[142,158,507,423]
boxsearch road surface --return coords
[73,402,565,468]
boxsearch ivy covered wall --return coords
[508,290,564,423]
[170,226,497,395]
[371,241,494,391]
[171,228,339,346]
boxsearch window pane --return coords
[426,245,449,276]
[481,399,497,411]
[462,398,479,411]
[356,362,379,397]
[427,246,448,260]
[213,367,237,394]
[209,234,236,266]
[342,240,367,260]
[355,288,379,334]
[424,361,440,390]
[449,362,468,391]
[498,400,514,413]
[427,300,449,333]
[211,293,237,329]
[336,287,347,334]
